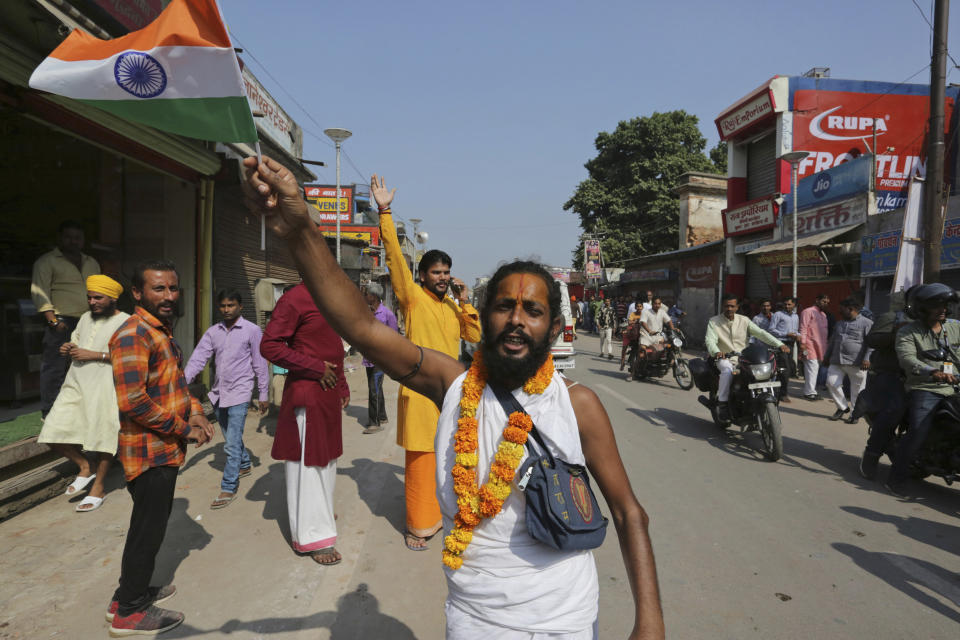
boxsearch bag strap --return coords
[488,384,556,467]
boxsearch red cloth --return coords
[260,283,349,467]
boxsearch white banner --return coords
[892,177,925,293]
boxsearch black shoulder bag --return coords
[490,384,608,551]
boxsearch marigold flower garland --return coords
[442,349,554,569]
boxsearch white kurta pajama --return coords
[436,372,599,639]
[38,310,129,453]
[285,408,338,553]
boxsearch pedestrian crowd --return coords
[24,158,666,638]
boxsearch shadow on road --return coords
[337,457,406,534]
[179,441,262,476]
[652,407,771,462]
[840,506,960,558]
[151,497,213,587]
[832,543,960,623]
[588,367,629,381]
[244,462,292,547]
[344,402,369,425]
[165,583,417,638]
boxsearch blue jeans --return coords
[888,390,944,485]
[216,403,251,493]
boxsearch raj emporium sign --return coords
[722,198,777,237]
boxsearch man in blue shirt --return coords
[769,297,800,403]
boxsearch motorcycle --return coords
[690,341,784,461]
[626,327,693,390]
[880,347,960,484]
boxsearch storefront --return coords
[0,1,220,406]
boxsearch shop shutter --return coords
[746,133,777,201]
[746,256,776,301]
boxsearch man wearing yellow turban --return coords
[38,274,130,512]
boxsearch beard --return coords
[91,299,117,318]
[481,325,553,390]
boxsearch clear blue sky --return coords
[223,0,958,286]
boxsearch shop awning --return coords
[747,225,860,256]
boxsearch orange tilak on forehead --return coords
[499,273,547,307]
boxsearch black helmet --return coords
[905,283,958,318]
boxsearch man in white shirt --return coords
[705,293,790,421]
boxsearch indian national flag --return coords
[28,0,257,143]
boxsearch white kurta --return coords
[38,310,129,454]
[435,372,598,636]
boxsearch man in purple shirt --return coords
[362,283,398,434]
[185,289,269,508]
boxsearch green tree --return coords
[710,140,728,174]
[565,111,717,267]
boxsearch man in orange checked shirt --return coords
[372,175,482,551]
[106,260,214,637]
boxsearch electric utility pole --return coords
[924,0,949,282]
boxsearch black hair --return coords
[417,249,452,274]
[481,261,562,326]
[840,297,861,310]
[783,296,797,305]
[132,260,179,290]
[759,298,772,305]
[217,289,242,304]
[58,219,84,234]
[816,292,829,301]
[651,294,662,303]
[721,292,739,304]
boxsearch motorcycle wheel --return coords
[673,359,693,390]
[759,402,783,462]
[709,392,728,430]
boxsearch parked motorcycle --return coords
[690,341,784,461]
[626,328,693,390]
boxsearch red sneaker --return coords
[108,604,183,637]
[106,585,176,622]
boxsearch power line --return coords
[909,0,959,68]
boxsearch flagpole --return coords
[255,141,265,250]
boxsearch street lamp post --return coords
[781,151,810,299]
[324,128,352,264]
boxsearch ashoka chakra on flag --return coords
[114,51,167,98]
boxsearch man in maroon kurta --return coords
[260,282,349,565]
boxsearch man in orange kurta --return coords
[372,175,482,549]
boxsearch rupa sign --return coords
[790,78,958,212]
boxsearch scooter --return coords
[690,341,784,461]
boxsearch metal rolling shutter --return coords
[746,256,776,301]
[746,133,777,201]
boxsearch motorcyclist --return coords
[706,293,791,421]
[887,283,960,496]
[857,292,910,481]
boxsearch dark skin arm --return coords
[568,381,665,639]
[242,155,465,406]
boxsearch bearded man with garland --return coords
[242,155,664,640]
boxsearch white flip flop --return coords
[76,496,104,512]
[64,474,96,496]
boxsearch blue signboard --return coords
[861,217,960,276]
[783,154,873,213]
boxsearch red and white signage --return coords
[681,254,718,288]
[715,88,776,141]
[722,198,777,237]
[792,89,956,211]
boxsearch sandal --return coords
[210,493,236,509]
[311,547,342,565]
[238,467,252,478]
[65,474,96,496]
[76,495,104,512]
[404,532,430,551]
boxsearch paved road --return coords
[1,336,958,639]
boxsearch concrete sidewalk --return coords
[0,365,447,639]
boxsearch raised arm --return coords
[243,155,465,406]
[570,383,665,640]
[372,175,418,311]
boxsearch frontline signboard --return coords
[791,81,957,212]
[722,198,777,236]
[305,185,353,223]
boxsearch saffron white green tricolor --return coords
[28,0,257,143]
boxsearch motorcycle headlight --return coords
[672,338,683,348]
[749,362,774,381]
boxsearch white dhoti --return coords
[445,601,598,640]
[285,407,337,553]
[802,358,820,397]
[638,331,664,348]
[826,364,867,411]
